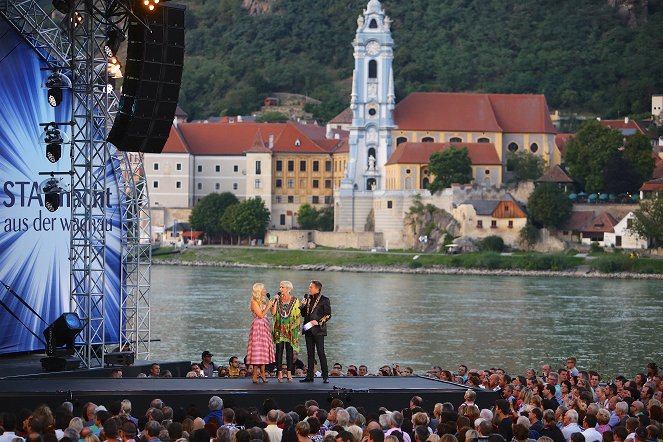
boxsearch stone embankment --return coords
[154,260,663,280]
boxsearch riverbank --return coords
[152,246,663,279]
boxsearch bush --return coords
[478,235,505,252]
[408,260,423,269]
[589,242,604,254]
[474,252,506,269]
[523,253,578,271]
[590,255,635,273]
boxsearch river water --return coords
[149,265,663,378]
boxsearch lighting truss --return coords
[1,0,152,367]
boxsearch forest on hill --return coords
[177,0,663,122]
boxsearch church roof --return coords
[385,142,501,166]
[394,92,556,134]
[555,133,573,156]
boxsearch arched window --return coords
[449,137,462,143]
[367,178,376,190]
[396,137,407,146]
[422,177,430,189]
[369,19,378,28]
[477,137,490,143]
[368,60,377,79]
[422,137,434,143]
[507,142,518,152]
[530,143,539,153]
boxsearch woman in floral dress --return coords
[270,280,301,383]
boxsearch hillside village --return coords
[145,0,663,253]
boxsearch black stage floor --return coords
[0,354,499,414]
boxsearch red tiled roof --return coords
[329,107,353,124]
[536,164,574,184]
[244,130,272,154]
[162,126,189,154]
[177,122,285,155]
[385,142,501,166]
[564,211,594,231]
[393,92,556,133]
[599,119,646,133]
[487,94,557,133]
[272,122,335,153]
[640,177,663,191]
[582,212,618,234]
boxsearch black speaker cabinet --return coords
[108,3,185,153]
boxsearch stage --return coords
[0,354,499,414]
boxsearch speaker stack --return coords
[108,3,185,153]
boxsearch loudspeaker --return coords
[104,351,135,366]
[108,3,185,153]
[41,356,81,372]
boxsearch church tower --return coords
[343,0,395,191]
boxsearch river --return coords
[149,265,662,378]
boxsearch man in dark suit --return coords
[300,280,331,383]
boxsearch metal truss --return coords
[0,0,69,64]
[2,0,152,368]
[116,151,152,361]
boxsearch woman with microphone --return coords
[270,280,301,382]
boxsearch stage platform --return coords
[0,354,499,414]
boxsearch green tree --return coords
[296,204,334,231]
[527,183,573,229]
[428,147,473,193]
[507,151,546,183]
[297,204,318,229]
[221,198,270,244]
[622,132,655,184]
[628,195,663,248]
[256,111,289,123]
[189,192,240,243]
[602,152,642,194]
[563,120,623,193]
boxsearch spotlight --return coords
[71,11,84,26]
[43,312,84,356]
[45,71,71,108]
[108,57,123,78]
[142,0,159,10]
[103,28,125,58]
[43,123,67,163]
[39,176,68,212]
[52,0,74,14]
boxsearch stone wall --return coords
[265,229,382,249]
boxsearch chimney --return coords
[334,133,340,139]
[268,134,274,149]
[624,116,629,124]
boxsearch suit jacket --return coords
[301,294,331,336]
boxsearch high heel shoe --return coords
[277,373,283,383]
[261,376,268,383]
[252,376,258,384]
[287,375,292,383]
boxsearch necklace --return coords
[278,297,296,318]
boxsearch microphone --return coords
[266,292,271,300]
[303,293,309,299]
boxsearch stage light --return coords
[71,11,84,26]
[52,0,74,14]
[39,175,68,212]
[43,123,67,163]
[103,28,125,58]
[108,57,123,78]
[45,71,71,107]
[43,312,84,356]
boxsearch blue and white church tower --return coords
[342,0,395,191]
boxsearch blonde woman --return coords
[246,282,276,383]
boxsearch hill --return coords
[178,0,663,122]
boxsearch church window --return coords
[369,19,378,28]
[368,108,377,116]
[530,143,539,153]
[477,137,490,143]
[368,60,377,79]
[396,137,407,146]
[406,168,411,174]
[484,170,490,175]
[422,137,434,143]
[508,142,519,152]
[422,177,430,189]
[449,137,462,143]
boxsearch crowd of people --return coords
[3,359,662,442]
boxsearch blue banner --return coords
[0,18,123,354]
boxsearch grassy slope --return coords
[152,246,663,274]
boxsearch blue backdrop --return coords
[0,17,123,354]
